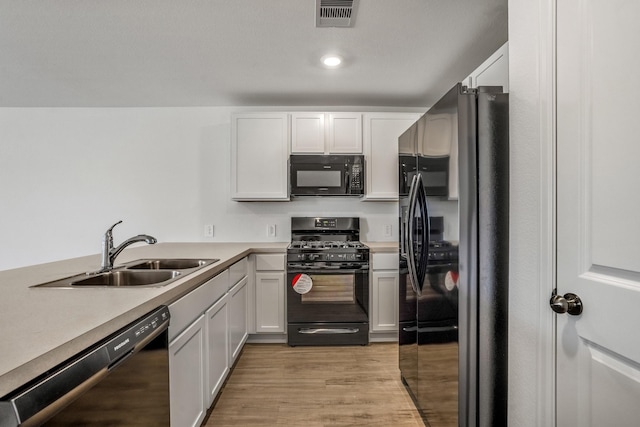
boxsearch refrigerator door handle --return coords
[406,174,421,296]
[415,173,431,292]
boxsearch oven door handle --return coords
[287,267,368,274]
[297,327,360,335]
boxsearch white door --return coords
[556,1,640,425]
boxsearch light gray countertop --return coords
[363,241,397,252]
[0,240,395,397]
[0,242,287,397]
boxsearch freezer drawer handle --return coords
[417,325,458,333]
[402,325,458,333]
[298,327,360,334]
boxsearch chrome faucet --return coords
[100,220,157,272]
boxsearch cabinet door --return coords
[169,270,229,341]
[328,113,362,153]
[291,112,325,153]
[229,257,248,289]
[169,315,206,427]
[363,113,420,200]
[231,113,289,200]
[205,295,229,407]
[255,272,285,333]
[371,271,399,332]
[464,42,509,92]
[228,276,248,364]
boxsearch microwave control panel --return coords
[351,163,362,189]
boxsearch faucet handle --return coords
[103,220,123,246]
[106,220,123,235]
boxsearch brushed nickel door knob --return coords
[550,291,583,316]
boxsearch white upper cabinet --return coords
[327,113,362,153]
[463,42,509,92]
[290,112,325,153]
[291,112,362,154]
[363,113,420,200]
[231,113,290,201]
[417,113,455,157]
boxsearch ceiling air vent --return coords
[316,0,358,28]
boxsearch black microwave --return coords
[398,154,449,197]
[290,154,365,197]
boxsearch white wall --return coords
[0,107,411,271]
[508,0,556,425]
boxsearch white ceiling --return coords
[0,0,508,108]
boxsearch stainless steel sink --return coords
[70,270,181,287]
[125,259,216,270]
[32,258,219,288]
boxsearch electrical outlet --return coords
[384,224,393,237]
[204,224,214,237]
[267,224,277,237]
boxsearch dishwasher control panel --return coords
[106,306,170,362]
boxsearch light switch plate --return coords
[267,224,277,237]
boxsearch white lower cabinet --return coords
[228,276,248,364]
[168,257,249,426]
[371,271,399,332]
[255,272,285,333]
[253,253,286,334]
[169,314,206,427]
[370,253,399,340]
[205,294,229,407]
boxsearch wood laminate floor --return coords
[204,343,424,427]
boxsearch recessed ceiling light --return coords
[321,54,343,68]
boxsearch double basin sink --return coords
[34,258,219,288]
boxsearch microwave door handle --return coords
[406,174,421,296]
[345,168,351,194]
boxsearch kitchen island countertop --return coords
[0,242,287,397]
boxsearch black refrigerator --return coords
[398,83,509,427]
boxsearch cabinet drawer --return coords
[255,254,285,271]
[229,257,248,288]
[169,270,230,341]
[372,253,397,270]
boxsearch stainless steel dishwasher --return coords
[0,306,171,427]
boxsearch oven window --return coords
[301,274,354,304]
[297,170,342,187]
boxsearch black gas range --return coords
[286,217,370,346]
